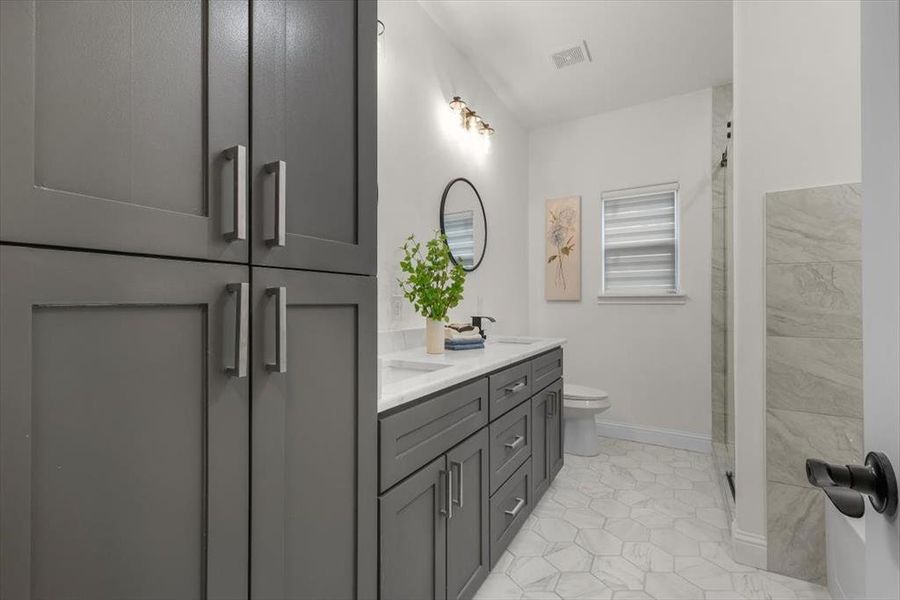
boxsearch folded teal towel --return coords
[445,342,484,351]
[445,337,484,347]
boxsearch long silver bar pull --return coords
[451,461,464,508]
[439,470,450,517]
[223,145,247,241]
[504,381,527,394]
[225,283,249,377]
[504,435,525,451]
[505,497,526,518]
[265,160,286,247]
[266,286,287,373]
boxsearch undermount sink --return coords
[491,336,540,345]
[381,359,451,385]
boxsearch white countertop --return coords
[378,336,566,414]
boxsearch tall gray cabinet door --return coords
[447,430,490,600]
[380,456,448,600]
[0,246,249,600]
[547,379,565,479]
[532,392,551,503]
[252,0,376,274]
[251,267,376,600]
[0,1,249,262]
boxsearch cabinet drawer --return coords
[532,348,563,394]
[488,361,532,419]
[489,457,532,567]
[379,378,489,492]
[489,400,531,494]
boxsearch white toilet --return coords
[563,383,610,457]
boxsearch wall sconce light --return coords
[449,96,496,136]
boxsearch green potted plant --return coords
[398,231,466,354]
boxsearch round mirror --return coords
[440,178,487,271]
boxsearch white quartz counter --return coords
[378,336,566,414]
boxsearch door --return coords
[861,1,900,597]
[447,430,490,600]
[0,1,249,262]
[380,456,448,600]
[547,379,565,479]
[250,267,376,599]
[532,390,551,502]
[0,246,249,600]
[251,0,376,274]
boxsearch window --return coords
[600,183,680,297]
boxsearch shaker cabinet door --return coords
[250,267,377,600]
[532,391,551,503]
[547,379,565,479]
[0,246,250,600]
[252,0,376,274]
[0,1,250,262]
[380,456,449,600]
[447,430,491,600]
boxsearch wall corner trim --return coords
[595,419,712,454]
[731,521,768,569]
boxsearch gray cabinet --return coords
[0,246,250,600]
[531,390,551,502]
[251,267,376,600]
[447,430,491,600]
[251,0,376,274]
[547,379,565,479]
[380,456,448,600]
[380,430,490,600]
[0,1,250,262]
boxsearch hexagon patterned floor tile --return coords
[473,437,831,600]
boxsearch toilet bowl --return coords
[563,383,610,457]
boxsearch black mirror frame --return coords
[439,177,488,272]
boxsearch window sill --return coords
[596,293,687,305]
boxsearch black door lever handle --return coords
[806,452,898,518]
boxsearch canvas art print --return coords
[545,196,581,301]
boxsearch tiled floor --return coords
[474,437,831,600]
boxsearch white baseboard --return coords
[594,419,712,454]
[731,521,768,569]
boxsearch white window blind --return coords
[601,184,679,295]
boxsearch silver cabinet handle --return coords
[265,160,286,247]
[223,145,247,241]
[504,381,526,394]
[439,469,452,519]
[266,286,287,373]
[225,283,249,377]
[504,435,525,451]
[451,460,464,508]
[505,497,526,518]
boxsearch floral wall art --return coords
[545,196,581,301]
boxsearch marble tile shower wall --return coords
[765,183,863,584]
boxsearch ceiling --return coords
[419,0,733,129]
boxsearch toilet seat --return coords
[563,383,610,410]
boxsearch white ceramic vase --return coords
[425,318,445,354]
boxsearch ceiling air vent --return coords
[551,41,592,70]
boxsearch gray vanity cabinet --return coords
[0,246,250,600]
[547,379,566,479]
[0,0,250,263]
[251,0,376,274]
[380,430,490,600]
[250,267,376,600]
[380,456,448,600]
[532,378,565,503]
[531,391,551,502]
[447,430,491,600]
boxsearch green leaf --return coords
[547,255,558,263]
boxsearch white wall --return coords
[528,90,713,445]
[377,1,529,337]
[732,0,861,567]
